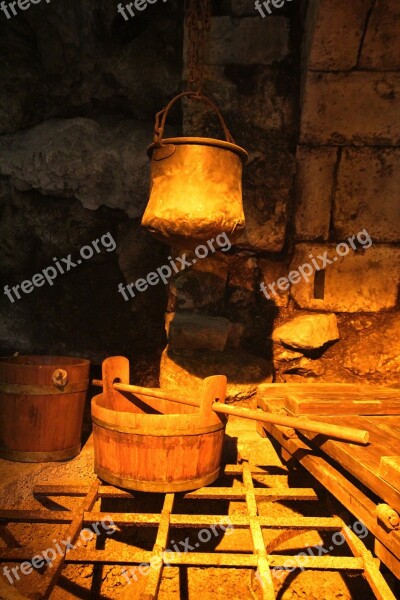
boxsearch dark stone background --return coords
[0,0,301,371]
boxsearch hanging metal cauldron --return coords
[141,91,248,248]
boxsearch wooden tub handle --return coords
[52,369,68,389]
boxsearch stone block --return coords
[307,0,372,70]
[259,258,291,307]
[343,313,400,384]
[206,16,290,65]
[225,255,259,316]
[290,243,400,312]
[228,255,258,292]
[244,143,296,189]
[281,356,326,378]
[160,348,273,402]
[272,313,339,350]
[168,254,229,312]
[334,148,400,243]
[237,188,289,252]
[295,146,338,241]
[301,72,400,145]
[274,347,304,362]
[359,0,400,70]
[183,65,297,141]
[166,313,231,352]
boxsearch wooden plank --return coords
[184,487,318,501]
[342,527,396,600]
[141,493,174,600]
[170,553,364,570]
[375,539,400,579]
[362,418,400,444]
[259,420,400,571]
[85,511,343,530]
[331,417,400,457]
[257,383,400,416]
[296,415,400,513]
[285,394,400,417]
[0,547,365,571]
[258,383,400,402]
[379,457,400,492]
[258,399,400,499]
[242,462,275,599]
[56,550,365,570]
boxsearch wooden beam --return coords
[258,420,400,573]
[379,457,400,492]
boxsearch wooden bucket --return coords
[92,356,227,492]
[0,355,90,462]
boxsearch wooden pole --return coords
[91,379,369,445]
[92,379,199,407]
[212,403,369,445]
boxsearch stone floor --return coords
[0,417,393,599]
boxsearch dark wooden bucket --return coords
[92,356,227,492]
[0,355,90,462]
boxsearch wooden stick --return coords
[213,403,369,445]
[92,379,199,407]
[92,380,369,445]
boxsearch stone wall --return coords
[273,0,400,385]
[163,0,400,394]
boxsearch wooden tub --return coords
[0,355,90,462]
[91,356,227,492]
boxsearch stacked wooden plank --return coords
[257,383,400,578]
[380,457,400,493]
[258,383,400,494]
[259,383,400,416]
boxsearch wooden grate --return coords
[0,462,396,600]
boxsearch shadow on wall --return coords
[0,0,183,361]
[160,264,279,401]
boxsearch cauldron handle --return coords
[153,91,235,147]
